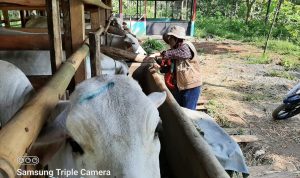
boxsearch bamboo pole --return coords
[0,43,89,178]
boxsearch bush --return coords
[142,39,166,54]
[280,57,300,70]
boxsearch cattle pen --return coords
[0,1,228,178]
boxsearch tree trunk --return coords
[245,0,256,23]
[265,0,272,24]
[231,0,236,18]
[263,0,284,54]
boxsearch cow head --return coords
[33,75,166,178]
[124,34,147,55]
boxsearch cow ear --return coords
[147,91,167,108]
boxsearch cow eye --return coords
[154,120,162,139]
[68,139,84,155]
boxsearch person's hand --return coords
[143,52,161,62]
[149,63,161,73]
[149,52,161,58]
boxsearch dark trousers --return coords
[172,86,201,110]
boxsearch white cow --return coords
[0,60,35,127]
[101,33,147,55]
[25,16,48,28]
[31,75,166,178]
[0,61,166,177]
[0,28,128,76]
[98,53,129,75]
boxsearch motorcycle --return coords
[272,82,300,120]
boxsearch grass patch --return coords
[142,39,166,54]
[279,57,300,70]
[252,39,300,56]
[265,70,296,80]
[246,54,272,64]
[243,93,272,102]
[206,99,232,127]
[195,17,300,59]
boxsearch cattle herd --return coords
[0,15,249,178]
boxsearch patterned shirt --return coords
[161,43,193,60]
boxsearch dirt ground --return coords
[193,39,300,177]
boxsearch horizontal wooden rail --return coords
[0,42,89,178]
[82,0,111,9]
[0,34,50,50]
[5,28,49,33]
[0,5,45,10]
[0,0,45,6]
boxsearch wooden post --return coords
[0,34,50,50]
[90,8,101,31]
[89,27,104,76]
[119,0,123,19]
[20,10,26,27]
[46,0,63,74]
[99,9,106,27]
[71,0,86,83]
[62,0,73,58]
[190,0,197,36]
[3,10,10,27]
[0,43,89,178]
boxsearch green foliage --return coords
[280,57,300,70]
[265,70,296,80]
[195,0,300,60]
[142,39,166,54]
[246,54,272,64]
[243,93,269,101]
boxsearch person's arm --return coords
[161,44,193,60]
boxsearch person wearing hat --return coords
[153,25,202,110]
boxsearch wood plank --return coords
[0,5,45,10]
[0,0,46,6]
[99,9,106,27]
[46,0,63,73]
[196,105,207,112]
[0,34,50,50]
[5,27,48,33]
[231,135,259,143]
[70,0,86,83]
